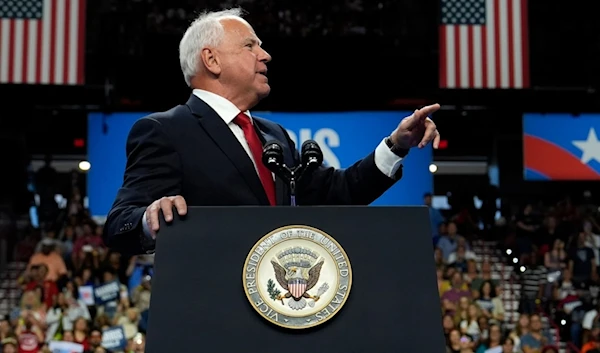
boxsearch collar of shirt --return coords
[192,89,252,124]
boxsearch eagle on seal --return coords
[271,259,324,309]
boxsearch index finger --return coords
[171,196,188,215]
[415,104,441,120]
[405,104,441,129]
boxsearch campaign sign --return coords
[48,341,84,353]
[101,326,128,350]
[523,113,600,180]
[88,111,433,217]
[94,280,120,305]
[78,285,95,306]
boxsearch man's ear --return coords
[200,48,221,75]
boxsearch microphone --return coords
[300,139,324,173]
[262,140,285,176]
[261,139,324,207]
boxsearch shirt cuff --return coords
[374,138,405,178]
[142,211,155,240]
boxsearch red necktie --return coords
[233,113,276,205]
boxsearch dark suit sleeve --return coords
[280,128,401,205]
[103,117,182,255]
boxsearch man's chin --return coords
[258,85,271,99]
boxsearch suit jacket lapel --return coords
[186,94,270,205]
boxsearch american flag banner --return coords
[439,0,529,89]
[0,0,86,85]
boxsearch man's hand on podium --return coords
[145,195,188,237]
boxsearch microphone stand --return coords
[278,161,317,207]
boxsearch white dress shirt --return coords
[141,89,405,238]
[191,89,405,178]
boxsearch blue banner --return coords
[88,111,433,216]
[523,113,600,180]
[101,326,128,350]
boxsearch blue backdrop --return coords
[87,111,433,216]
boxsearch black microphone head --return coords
[301,139,323,168]
[262,140,284,171]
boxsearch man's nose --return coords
[258,47,272,63]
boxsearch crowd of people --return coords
[3,160,600,353]
[431,192,600,353]
[0,184,152,353]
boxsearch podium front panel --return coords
[146,206,445,353]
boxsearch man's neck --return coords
[192,82,257,112]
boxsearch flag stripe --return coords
[0,0,85,85]
[67,0,77,84]
[446,26,456,87]
[520,0,529,87]
[22,20,30,83]
[486,0,495,87]
[27,20,38,83]
[512,0,521,87]
[440,0,529,89]
[507,0,514,88]
[439,26,447,88]
[473,26,482,88]
[459,25,468,88]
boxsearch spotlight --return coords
[78,161,91,171]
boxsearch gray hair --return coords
[178,8,247,87]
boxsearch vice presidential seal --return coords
[242,225,352,329]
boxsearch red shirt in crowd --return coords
[25,280,58,308]
[18,331,40,353]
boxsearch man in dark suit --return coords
[103,8,441,255]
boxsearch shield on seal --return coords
[288,278,307,299]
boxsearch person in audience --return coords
[448,245,475,272]
[435,248,445,266]
[519,252,547,314]
[0,317,16,350]
[569,232,597,286]
[477,316,489,341]
[536,216,562,251]
[24,265,58,310]
[581,322,600,353]
[27,240,67,283]
[501,337,515,353]
[15,311,44,353]
[439,265,452,296]
[458,334,475,353]
[470,261,499,292]
[442,314,456,340]
[475,324,502,353]
[447,329,462,353]
[454,297,471,326]
[475,280,505,324]
[544,239,568,272]
[520,313,548,353]
[459,303,482,341]
[463,260,478,287]
[33,228,64,256]
[88,328,102,351]
[437,222,466,262]
[583,300,600,345]
[0,338,18,353]
[425,192,446,243]
[72,317,90,351]
[553,268,578,302]
[583,220,600,262]
[443,272,472,315]
[509,313,530,352]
